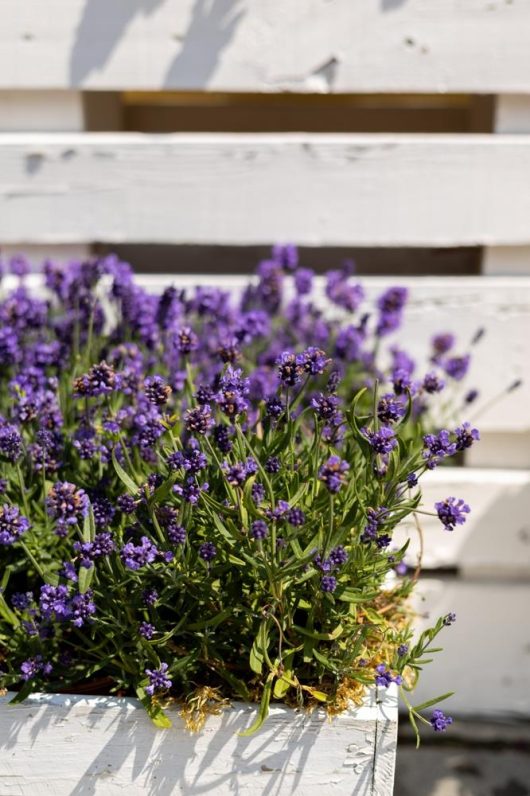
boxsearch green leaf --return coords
[9,682,34,704]
[250,619,270,675]
[82,504,96,544]
[78,564,95,595]
[239,675,274,737]
[312,647,338,673]
[112,451,139,495]
[0,593,19,628]
[413,691,454,713]
[136,686,172,729]
[293,623,343,641]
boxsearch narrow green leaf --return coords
[82,503,96,544]
[78,564,95,595]
[112,451,139,495]
[413,691,454,713]
[136,686,172,729]
[239,675,274,737]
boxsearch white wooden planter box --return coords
[0,687,397,795]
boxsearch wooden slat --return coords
[393,468,530,576]
[412,579,530,717]
[3,133,530,247]
[0,690,398,794]
[1,0,529,93]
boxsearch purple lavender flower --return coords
[142,588,159,606]
[430,709,453,732]
[444,354,470,381]
[173,477,208,504]
[321,575,337,593]
[199,541,217,562]
[406,473,418,488]
[377,286,408,315]
[465,389,479,404]
[287,507,305,527]
[11,591,33,610]
[300,347,330,376]
[144,375,172,406]
[0,424,22,463]
[422,430,457,469]
[435,497,471,531]
[397,644,409,657]
[375,664,403,687]
[272,243,298,272]
[326,270,364,312]
[294,267,314,295]
[213,424,233,454]
[39,584,70,620]
[422,372,445,394]
[73,361,117,397]
[454,422,480,451]
[0,504,31,545]
[276,352,303,387]
[139,621,155,639]
[251,483,266,505]
[361,507,388,545]
[175,326,199,355]
[265,395,284,419]
[377,394,405,424]
[251,520,268,540]
[120,536,159,570]
[185,406,214,436]
[311,392,341,421]
[46,481,89,536]
[0,326,20,365]
[69,591,96,627]
[145,662,172,696]
[318,456,349,493]
[329,546,348,566]
[117,494,137,514]
[362,426,397,455]
[431,333,455,359]
[20,655,52,681]
[443,612,456,626]
[265,456,281,474]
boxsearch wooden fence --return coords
[0,0,529,717]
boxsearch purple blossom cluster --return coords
[0,248,478,738]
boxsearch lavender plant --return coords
[0,249,481,742]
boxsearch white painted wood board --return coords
[5,134,530,247]
[411,579,530,717]
[1,0,529,93]
[393,468,530,577]
[0,91,84,132]
[0,688,397,795]
[464,431,530,469]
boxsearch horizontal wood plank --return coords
[3,133,530,247]
[0,690,397,794]
[393,468,530,576]
[412,579,530,717]
[1,0,530,93]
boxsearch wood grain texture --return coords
[0,688,398,795]
[412,579,530,717]
[5,133,530,247]
[393,468,530,577]
[0,0,529,92]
